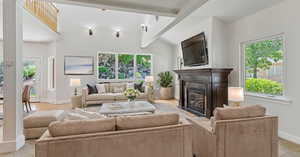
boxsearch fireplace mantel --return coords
[174,68,233,118]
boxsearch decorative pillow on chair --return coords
[87,84,98,94]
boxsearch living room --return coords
[0,0,300,157]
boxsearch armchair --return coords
[188,105,278,157]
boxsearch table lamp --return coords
[145,76,154,83]
[70,78,81,96]
[228,87,244,107]
[145,76,154,102]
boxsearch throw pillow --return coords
[113,86,124,93]
[96,84,106,94]
[126,82,135,89]
[74,108,106,119]
[64,113,89,121]
[134,82,145,93]
[87,84,98,94]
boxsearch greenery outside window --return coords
[97,52,152,80]
[242,35,285,97]
[136,55,152,79]
[118,54,134,79]
[98,53,116,79]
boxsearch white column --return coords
[0,0,25,153]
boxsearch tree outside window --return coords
[118,54,134,79]
[244,37,284,96]
[97,53,152,80]
[98,54,116,79]
[136,55,151,79]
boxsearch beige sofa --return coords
[188,105,278,157]
[35,113,192,157]
[82,82,148,106]
[23,110,64,139]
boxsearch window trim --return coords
[97,52,153,82]
[240,33,288,100]
[47,56,55,91]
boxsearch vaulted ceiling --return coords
[54,0,200,17]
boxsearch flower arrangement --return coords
[123,88,140,101]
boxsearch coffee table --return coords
[99,101,156,116]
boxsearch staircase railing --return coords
[24,0,59,32]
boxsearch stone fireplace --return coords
[174,68,232,118]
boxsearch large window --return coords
[118,54,134,79]
[98,53,152,80]
[136,55,151,79]
[98,53,116,79]
[243,36,285,96]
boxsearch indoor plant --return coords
[157,71,173,100]
[124,88,140,102]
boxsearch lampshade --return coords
[70,78,81,87]
[228,87,244,102]
[145,76,154,82]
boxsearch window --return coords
[97,53,152,80]
[118,54,134,79]
[98,53,116,79]
[136,55,152,79]
[242,36,285,96]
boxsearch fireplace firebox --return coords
[174,68,232,118]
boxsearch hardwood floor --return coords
[0,100,300,157]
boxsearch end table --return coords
[71,95,82,109]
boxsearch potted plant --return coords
[157,71,173,100]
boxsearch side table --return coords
[71,95,83,109]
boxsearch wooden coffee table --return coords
[99,101,156,116]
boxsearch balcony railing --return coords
[24,0,59,32]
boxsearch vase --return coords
[160,87,173,100]
[128,96,136,104]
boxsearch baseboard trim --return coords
[0,135,25,153]
[279,131,300,145]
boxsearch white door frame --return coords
[24,57,42,102]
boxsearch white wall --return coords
[141,15,174,48]
[54,4,176,103]
[0,41,55,101]
[227,0,300,144]
[162,17,230,99]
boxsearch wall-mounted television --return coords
[181,32,208,67]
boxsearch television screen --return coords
[181,32,208,67]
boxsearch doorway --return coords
[23,57,42,102]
